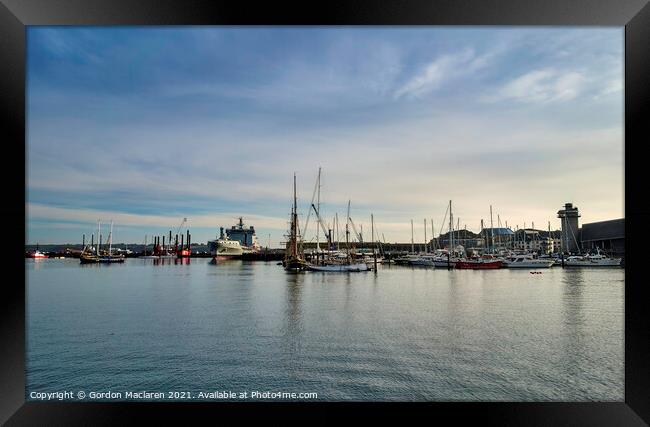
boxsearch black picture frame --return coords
[2,0,649,424]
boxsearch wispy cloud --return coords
[483,68,586,104]
[394,49,488,99]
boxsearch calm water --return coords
[26,258,624,401]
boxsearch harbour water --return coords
[26,258,624,401]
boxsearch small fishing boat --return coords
[26,244,48,259]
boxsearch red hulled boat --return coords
[26,249,48,259]
[455,255,503,269]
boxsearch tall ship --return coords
[208,217,259,260]
[284,173,308,272]
[80,220,125,264]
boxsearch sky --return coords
[26,27,624,246]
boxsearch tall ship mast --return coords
[284,173,307,272]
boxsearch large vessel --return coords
[208,218,259,260]
[225,217,260,253]
[208,228,244,260]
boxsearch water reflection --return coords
[560,268,585,379]
[284,273,304,354]
[151,257,191,266]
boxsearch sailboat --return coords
[80,220,125,264]
[284,173,308,272]
[308,198,368,272]
[431,200,465,268]
[302,169,367,272]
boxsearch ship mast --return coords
[108,220,113,256]
[292,173,298,258]
[346,200,351,263]
[449,200,453,255]
[316,167,321,262]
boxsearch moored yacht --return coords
[564,249,622,267]
[503,253,554,268]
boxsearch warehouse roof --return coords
[580,218,624,241]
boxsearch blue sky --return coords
[26,27,623,246]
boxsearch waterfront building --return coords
[579,218,624,257]
[557,202,581,253]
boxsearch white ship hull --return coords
[504,260,554,268]
[564,258,621,267]
[409,257,435,266]
[209,238,243,258]
[432,257,460,268]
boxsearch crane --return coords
[176,217,187,236]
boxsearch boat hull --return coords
[308,262,368,272]
[177,249,191,258]
[564,260,621,267]
[284,258,308,272]
[504,261,554,268]
[455,260,502,269]
[408,258,434,266]
[80,255,125,264]
[213,254,241,261]
[433,259,458,268]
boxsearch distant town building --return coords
[433,229,483,249]
[479,227,514,250]
[512,229,562,254]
